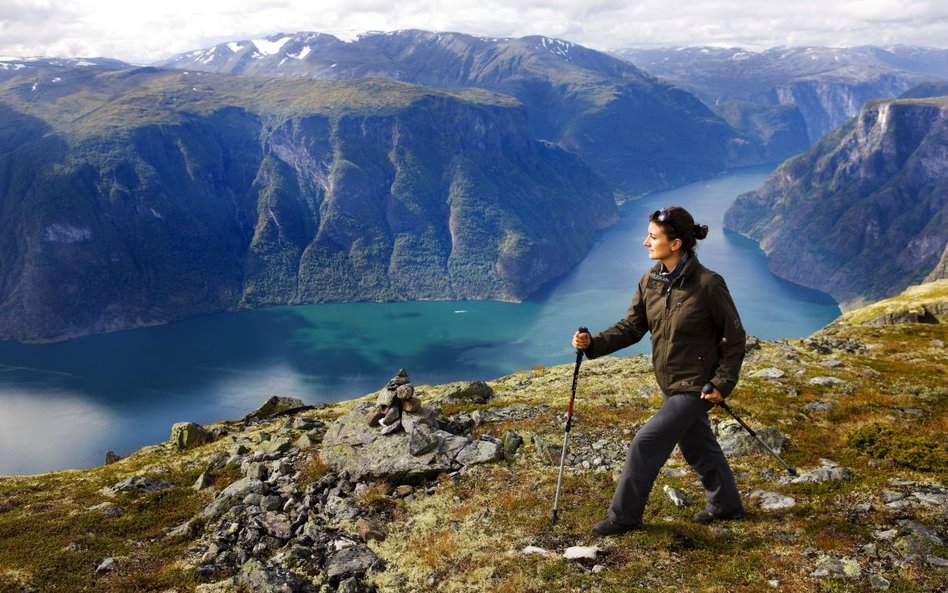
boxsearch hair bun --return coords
[693,223,709,240]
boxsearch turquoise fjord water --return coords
[0,166,839,474]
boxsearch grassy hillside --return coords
[1,281,946,592]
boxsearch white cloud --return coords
[0,0,945,63]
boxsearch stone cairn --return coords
[366,369,425,434]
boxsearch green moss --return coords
[846,423,948,472]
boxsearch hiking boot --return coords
[592,518,643,536]
[692,508,745,525]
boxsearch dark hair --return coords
[649,206,709,255]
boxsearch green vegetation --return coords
[846,424,948,472]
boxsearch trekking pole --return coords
[703,383,798,477]
[552,327,588,525]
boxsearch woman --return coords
[572,206,746,535]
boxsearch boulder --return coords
[235,558,307,592]
[326,545,380,583]
[749,490,796,510]
[170,422,214,451]
[110,476,175,494]
[714,420,787,457]
[243,396,306,422]
[444,381,495,404]
[455,438,503,466]
[322,403,457,481]
[751,367,785,379]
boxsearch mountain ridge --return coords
[724,95,948,308]
[160,30,760,196]
[0,64,616,343]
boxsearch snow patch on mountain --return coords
[252,36,293,55]
[289,46,312,60]
[226,42,245,53]
[540,37,574,59]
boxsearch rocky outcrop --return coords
[321,370,513,481]
[725,97,948,307]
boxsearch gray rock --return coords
[928,556,948,568]
[95,557,116,575]
[206,452,229,471]
[376,389,397,408]
[323,494,361,523]
[662,485,689,507]
[256,511,293,540]
[170,422,214,451]
[256,437,293,455]
[868,574,891,590]
[194,472,214,491]
[502,431,524,461]
[261,495,284,511]
[243,396,306,422]
[322,403,458,481]
[811,555,861,578]
[715,420,787,457]
[409,424,440,457]
[200,478,266,519]
[563,546,600,560]
[808,376,845,387]
[110,476,175,494]
[752,367,785,379]
[87,502,124,517]
[395,384,414,400]
[789,466,853,484]
[326,545,380,582]
[443,381,494,404]
[235,558,306,592]
[804,401,833,412]
[521,546,553,557]
[455,438,503,466]
[749,490,796,510]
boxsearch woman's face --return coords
[644,221,682,261]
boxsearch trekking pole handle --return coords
[575,326,589,355]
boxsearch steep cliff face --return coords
[724,97,948,307]
[163,31,757,196]
[0,64,616,342]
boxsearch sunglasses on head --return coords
[653,208,671,223]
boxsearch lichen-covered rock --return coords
[444,381,495,404]
[243,396,306,422]
[170,421,214,451]
[326,545,381,584]
[321,403,457,481]
[714,420,787,457]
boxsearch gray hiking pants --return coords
[608,392,742,524]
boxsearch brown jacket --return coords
[584,255,746,397]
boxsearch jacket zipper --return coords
[661,274,686,391]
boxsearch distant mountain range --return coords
[0,59,616,342]
[2,34,946,341]
[613,46,948,161]
[724,95,948,307]
[161,30,762,196]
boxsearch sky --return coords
[1,0,947,64]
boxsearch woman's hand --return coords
[572,330,591,351]
[700,386,724,405]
